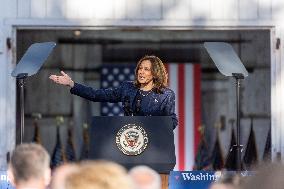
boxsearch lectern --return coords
[88,116,176,174]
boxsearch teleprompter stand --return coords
[204,42,248,172]
[11,42,56,144]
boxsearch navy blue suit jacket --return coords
[70,81,178,129]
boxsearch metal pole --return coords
[19,78,25,144]
[232,73,244,172]
[236,78,241,172]
[17,73,28,144]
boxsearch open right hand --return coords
[49,71,74,88]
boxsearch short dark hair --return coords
[9,143,50,184]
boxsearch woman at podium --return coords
[49,55,178,129]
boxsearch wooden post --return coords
[160,174,169,189]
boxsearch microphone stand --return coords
[135,96,142,116]
[123,96,133,116]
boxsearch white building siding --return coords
[272,0,284,20]
[191,0,211,20]
[17,0,31,18]
[142,0,162,19]
[239,0,258,20]
[114,0,127,19]
[259,0,272,19]
[1,0,17,19]
[46,0,66,18]
[30,0,46,18]
[11,0,280,22]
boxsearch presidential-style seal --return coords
[116,124,148,156]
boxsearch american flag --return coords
[166,63,201,171]
[65,128,76,161]
[100,64,136,116]
[100,63,201,171]
[32,121,41,144]
[51,126,66,168]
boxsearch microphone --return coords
[123,96,132,116]
[135,95,142,115]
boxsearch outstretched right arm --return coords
[49,71,123,102]
[49,71,74,88]
[70,83,122,102]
